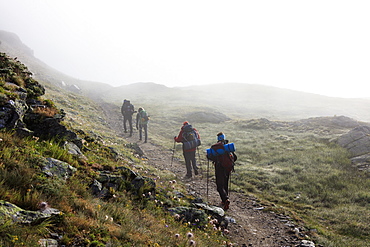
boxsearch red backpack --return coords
[208,142,235,172]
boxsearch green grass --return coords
[0,130,230,246]
[2,52,369,246]
[131,102,370,247]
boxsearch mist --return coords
[1,0,370,98]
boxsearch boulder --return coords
[38,239,58,247]
[168,206,208,227]
[337,126,370,156]
[297,240,315,247]
[0,99,28,129]
[93,167,156,198]
[42,157,77,179]
[64,141,87,160]
[0,200,62,225]
[337,126,370,171]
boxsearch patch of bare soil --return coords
[101,103,307,247]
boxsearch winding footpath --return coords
[101,102,306,247]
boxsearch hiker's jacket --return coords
[136,110,149,126]
[174,125,200,152]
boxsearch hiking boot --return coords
[194,169,199,175]
[222,199,230,211]
[183,174,192,179]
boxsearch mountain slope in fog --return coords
[2,29,370,122]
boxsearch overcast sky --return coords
[1,0,369,98]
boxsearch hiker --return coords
[121,99,135,136]
[136,107,149,143]
[174,121,201,178]
[206,132,237,210]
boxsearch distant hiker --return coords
[121,99,135,136]
[136,107,149,143]
[174,121,201,179]
[206,132,237,210]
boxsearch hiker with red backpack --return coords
[206,132,237,210]
[174,121,201,179]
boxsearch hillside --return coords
[101,82,370,122]
[1,31,370,247]
[2,30,370,123]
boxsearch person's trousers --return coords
[139,124,147,142]
[215,162,230,202]
[183,150,197,176]
[123,115,133,134]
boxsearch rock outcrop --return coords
[337,126,370,171]
[0,200,62,225]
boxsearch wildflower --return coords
[189,240,196,246]
[97,204,101,210]
[174,214,180,220]
[223,229,230,235]
[187,232,193,238]
[175,233,180,238]
[105,215,109,221]
[39,201,49,211]
[11,236,18,242]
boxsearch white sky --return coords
[1,0,370,98]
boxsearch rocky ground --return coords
[101,104,312,247]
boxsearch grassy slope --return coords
[0,53,228,246]
[101,92,370,247]
[1,31,370,246]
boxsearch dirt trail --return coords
[101,103,303,247]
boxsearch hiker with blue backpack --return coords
[174,121,201,179]
[206,132,237,210]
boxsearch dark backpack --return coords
[207,142,236,172]
[182,124,201,150]
[122,103,134,115]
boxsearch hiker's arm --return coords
[174,130,183,143]
[232,152,237,162]
[195,128,200,139]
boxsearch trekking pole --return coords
[197,147,202,168]
[228,170,232,200]
[171,139,176,166]
[206,159,209,203]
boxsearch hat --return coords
[217,132,225,141]
[138,108,143,112]
[183,121,189,125]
